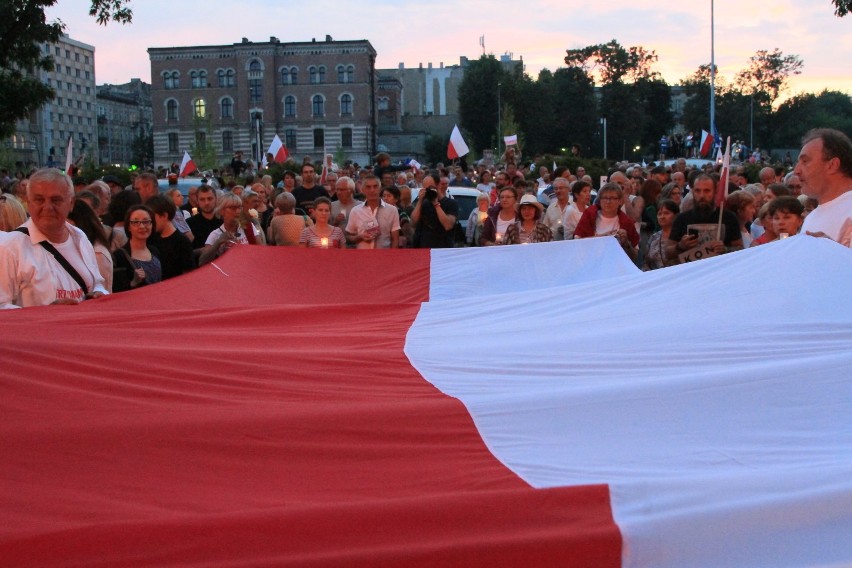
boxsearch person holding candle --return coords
[300,197,345,249]
[479,186,519,246]
[574,182,640,262]
[346,175,400,249]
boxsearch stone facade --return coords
[7,35,98,170]
[148,36,377,170]
[96,79,152,167]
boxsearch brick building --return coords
[148,36,377,171]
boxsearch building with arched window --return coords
[149,36,377,167]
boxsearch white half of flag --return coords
[179,151,196,178]
[447,125,469,159]
[503,134,518,146]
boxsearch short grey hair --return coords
[335,176,355,191]
[28,168,73,199]
[274,191,296,214]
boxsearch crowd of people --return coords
[1,128,850,309]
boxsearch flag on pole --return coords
[552,161,557,172]
[700,130,714,157]
[65,136,74,175]
[716,147,723,163]
[447,125,469,159]
[265,135,289,167]
[716,136,732,208]
[179,151,196,178]
[503,134,518,146]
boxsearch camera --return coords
[424,187,438,202]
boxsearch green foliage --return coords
[0,1,133,139]
[424,134,447,167]
[770,91,852,147]
[188,115,217,172]
[458,55,506,153]
[564,40,658,85]
[734,49,803,108]
[130,130,153,169]
[833,0,850,16]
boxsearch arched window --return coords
[290,67,298,84]
[164,71,179,89]
[377,96,389,111]
[346,65,354,80]
[309,66,318,84]
[280,67,290,85]
[249,59,262,72]
[193,98,206,118]
[340,94,352,116]
[166,99,178,121]
[284,95,296,118]
[337,65,345,84]
[312,95,324,117]
[220,97,233,119]
[318,65,326,84]
[226,69,235,86]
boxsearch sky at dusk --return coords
[49,0,850,101]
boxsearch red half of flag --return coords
[700,130,714,157]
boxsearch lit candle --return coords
[191,207,198,216]
[478,211,487,223]
[780,233,789,239]
[320,237,329,248]
[496,233,503,244]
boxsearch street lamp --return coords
[600,117,607,160]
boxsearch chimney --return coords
[440,62,444,69]
[428,62,432,69]
[398,62,404,70]
[325,35,333,42]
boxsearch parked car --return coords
[157,177,207,197]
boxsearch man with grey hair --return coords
[542,177,571,240]
[331,176,362,230]
[758,167,776,190]
[0,169,107,308]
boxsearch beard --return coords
[694,200,714,214]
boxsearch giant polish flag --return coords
[2,238,851,567]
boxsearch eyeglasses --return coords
[600,196,621,201]
[129,220,152,226]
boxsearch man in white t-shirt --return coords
[0,169,107,308]
[796,128,852,247]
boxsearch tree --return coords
[564,40,658,85]
[130,129,153,168]
[734,49,803,108]
[0,1,133,138]
[458,55,506,153]
[770,91,852,147]
[833,0,850,16]
[544,67,598,155]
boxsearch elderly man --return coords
[542,177,572,240]
[331,176,362,230]
[758,167,776,190]
[796,128,852,246]
[345,175,399,249]
[0,169,107,308]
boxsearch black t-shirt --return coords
[670,207,741,246]
[187,214,221,249]
[292,185,329,212]
[150,230,194,280]
[414,196,459,248]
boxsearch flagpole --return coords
[716,136,731,241]
[497,82,502,162]
[710,0,716,147]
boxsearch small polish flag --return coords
[409,159,422,171]
[503,134,518,146]
[268,134,289,164]
[65,136,74,175]
[447,125,469,160]
[179,151,196,178]
[716,136,732,208]
[700,130,715,157]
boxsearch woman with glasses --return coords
[574,182,640,262]
[113,205,162,292]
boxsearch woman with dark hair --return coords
[105,189,141,251]
[146,194,194,279]
[644,199,680,270]
[480,186,519,246]
[504,194,552,245]
[562,180,592,240]
[68,199,114,292]
[113,205,162,292]
[299,197,345,248]
[725,190,757,247]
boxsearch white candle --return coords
[320,237,329,248]
[496,233,503,244]
[191,207,198,216]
